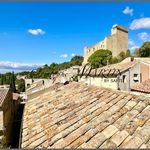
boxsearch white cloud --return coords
[128,39,135,46]
[28,28,46,35]
[71,53,76,57]
[60,54,68,58]
[128,39,139,51]
[138,32,149,41]
[0,61,43,72]
[123,6,134,16]
[130,46,139,51]
[130,17,150,30]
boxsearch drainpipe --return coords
[117,75,120,90]
[89,76,91,86]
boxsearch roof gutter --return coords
[18,104,25,148]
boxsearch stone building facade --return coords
[0,87,20,147]
[83,24,128,64]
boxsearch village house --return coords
[121,57,150,82]
[16,75,27,80]
[59,65,81,80]
[25,66,81,95]
[83,24,128,64]
[25,79,53,95]
[0,86,20,147]
[25,78,53,89]
[21,82,150,148]
[78,58,150,92]
[26,74,71,96]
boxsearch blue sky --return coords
[0,2,150,73]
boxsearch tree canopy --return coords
[70,56,83,66]
[139,41,150,57]
[134,48,140,57]
[87,49,112,68]
[126,49,131,57]
[17,55,83,79]
[16,79,25,93]
[87,49,131,68]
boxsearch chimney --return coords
[131,57,134,62]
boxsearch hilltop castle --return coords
[83,24,128,64]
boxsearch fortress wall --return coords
[83,24,128,64]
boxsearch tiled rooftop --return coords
[26,80,53,95]
[79,62,137,76]
[21,82,150,148]
[131,79,150,93]
[0,88,9,106]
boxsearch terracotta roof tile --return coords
[0,88,9,106]
[21,82,150,148]
[131,79,150,93]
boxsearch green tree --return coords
[111,57,119,64]
[5,72,11,85]
[126,49,131,57]
[16,55,83,79]
[3,75,6,85]
[70,56,83,66]
[17,79,25,93]
[139,41,150,57]
[0,74,4,85]
[10,72,16,92]
[118,51,126,61]
[88,49,112,68]
[134,48,140,57]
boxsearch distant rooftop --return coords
[131,79,150,93]
[122,57,150,64]
[0,88,9,107]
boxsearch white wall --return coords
[79,76,118,90]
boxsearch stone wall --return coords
[0,90,13,147]
[79,76,118,90]
[140,62,150,82]
[79,62,144,92]
[0,89,20,148]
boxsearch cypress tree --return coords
[3,75,6,85]
[10,72,16,92]
[1,74,4,85]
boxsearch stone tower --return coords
[83,24,128,64]
[110,24,128,56]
